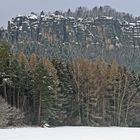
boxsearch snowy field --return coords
[0,127,140,140]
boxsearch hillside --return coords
[0,6,140,70]
[0,6,140,128]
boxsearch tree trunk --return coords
[13,86,16,107]
[17,88,20,108]
[38,91,42,125]
[118,76,127,126]
[3,82,7,102]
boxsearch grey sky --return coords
[0,0,140,27]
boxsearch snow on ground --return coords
[0,127,139,140]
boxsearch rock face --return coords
[0,12,124,49]
[2,13,121,45]
[1,9,140,70]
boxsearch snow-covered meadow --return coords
[0,127,139,140]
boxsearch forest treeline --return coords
[0,42,140,127]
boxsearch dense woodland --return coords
[0,6,140,127]
[0,42,140,127]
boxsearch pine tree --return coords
[29,53,38,70]
[32,60,53,125]
[52,59,76,125]
[18,51,29,70]
[0,42,11,73]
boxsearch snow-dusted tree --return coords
[0,97,25,128]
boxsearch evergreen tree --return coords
[0,42,11,73]
[52,59,76,125]
[32,60,53,125]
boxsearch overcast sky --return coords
[0,0,140,27]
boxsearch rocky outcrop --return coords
[1,9,140,70]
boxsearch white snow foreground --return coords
[0,127,139,140]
